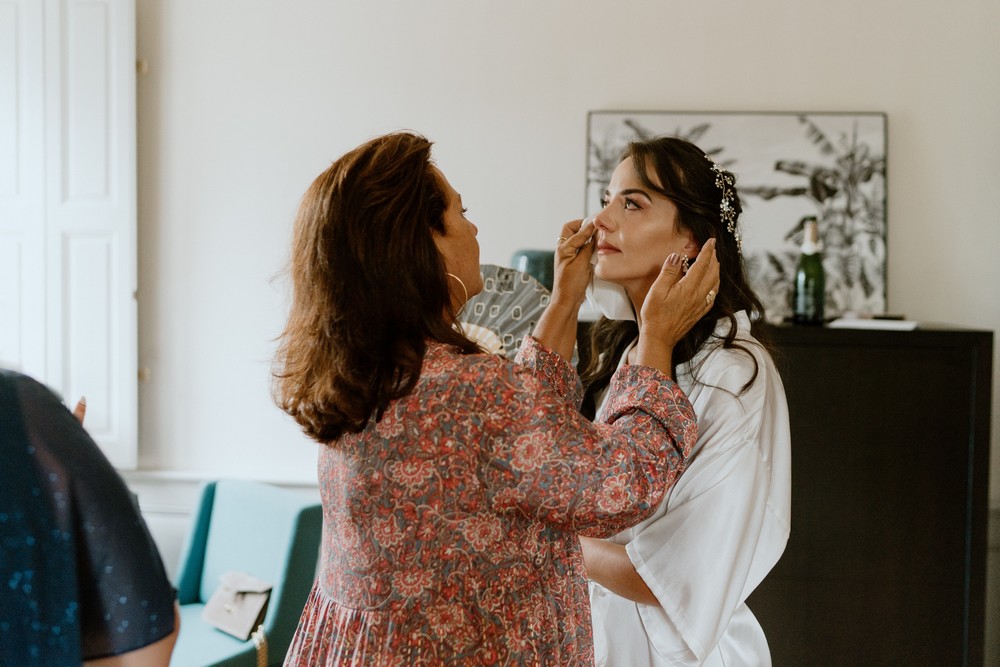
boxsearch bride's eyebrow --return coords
[615,188,653,202]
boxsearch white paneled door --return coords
[0,0,137,468]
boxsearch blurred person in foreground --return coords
[0,368,179,666]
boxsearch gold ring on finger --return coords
[706,289,716,305]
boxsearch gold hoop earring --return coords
[446,272,468,308]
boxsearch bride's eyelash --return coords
[599,196,642,210]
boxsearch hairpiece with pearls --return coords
[706,155,742,253]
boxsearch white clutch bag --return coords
[201,571,272,641]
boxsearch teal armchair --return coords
[169,480,322,666]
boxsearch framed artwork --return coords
[586,111,888,321]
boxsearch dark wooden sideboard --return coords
[575,321,993,664]
[746,324,993,666]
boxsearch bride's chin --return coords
[594,267,626,284]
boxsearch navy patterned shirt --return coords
[0,369,176,665]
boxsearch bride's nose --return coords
[592,210,614,232]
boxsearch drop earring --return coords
[681,256,690,274]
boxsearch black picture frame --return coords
[586,110,888,321]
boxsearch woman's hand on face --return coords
[550,218,596,309]
[640,238,720,348]
[531,219,595,360]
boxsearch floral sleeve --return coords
[477,337,698,537]
[514,336,584,407]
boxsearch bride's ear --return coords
[681,228,701,256]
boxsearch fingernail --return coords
[667,253,679,265]
[707,238,717,248]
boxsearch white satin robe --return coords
[589,312,792,666]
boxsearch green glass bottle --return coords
[792,217,825,325]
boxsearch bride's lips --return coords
[597,241,621,254]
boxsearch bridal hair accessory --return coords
[706,155,742,253]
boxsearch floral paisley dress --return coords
[283,337,697,666]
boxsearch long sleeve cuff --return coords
[515,336,584,408]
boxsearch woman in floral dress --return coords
[273,131,720,665]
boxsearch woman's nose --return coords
[593,211,614,232]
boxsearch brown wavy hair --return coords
[580,137,773,419]
[273,131,480,443]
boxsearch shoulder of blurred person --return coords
[0,368,179,666]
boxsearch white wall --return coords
[133,0,1000,490]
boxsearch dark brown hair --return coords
[581,136,773,419]
[273,131,479,442]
